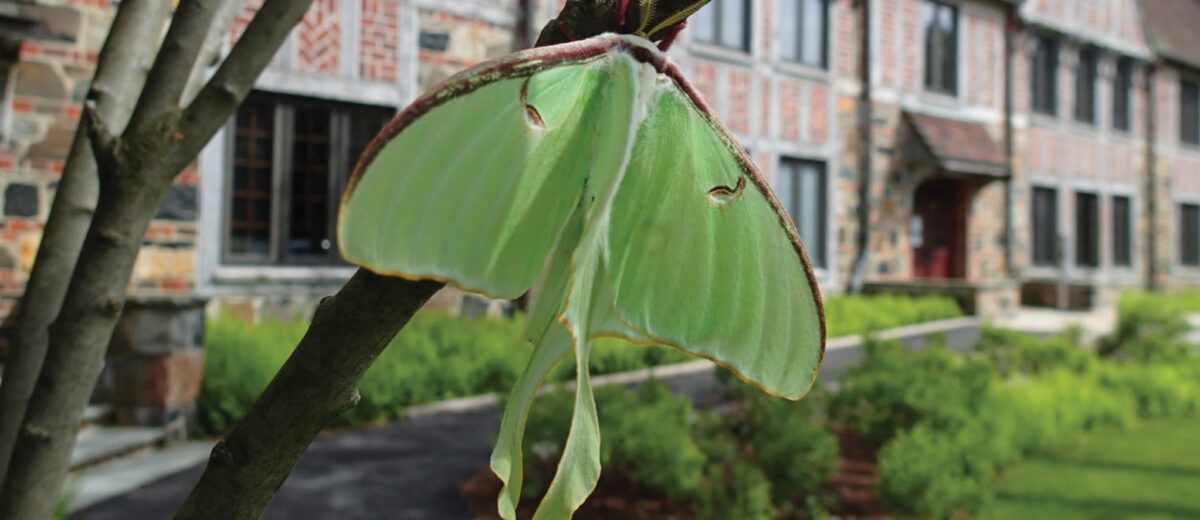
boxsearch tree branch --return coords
[83,100,116,170]
[173,273,443,520]
[0,0,170,490]
[174,0,314,171]
[123,0,224,137]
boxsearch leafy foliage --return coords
[199,293,960,434]
[823,293,962,338]
[1099,291,1197,362]
[518,378,838,517]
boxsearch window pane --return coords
[800,0,825,67]
[230,100,274,257]
[922,1,957,94]
[798,162,826,267]
[1031,35,1058,115]
[1075,48,1097,124]
[1181,79,1200,145]
[1182,204,1200,266]
[1032,187,1058,265]
[288,107,332,257]
[779,158,826,268]
[778,0,799,62]
[1112,195,1131,266]
[1113,59,1132,131]
[719,0,747,50]
[1075,192,1098,267]
[691,2,717,44]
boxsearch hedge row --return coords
[198,293,962,434]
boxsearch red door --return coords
[912,178,967,279]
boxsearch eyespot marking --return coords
[520,78,546,133]
[707,178,745,206]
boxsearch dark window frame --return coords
[1074,47,1098,124]
[1030,33,1059,116]
[921,0,958,96]
[778,0,829,69]
[1111,195,1132,267]
[691,0,752,53]
[1181,78,1200,146]
[1031,186,1059,266]
[223,93,394,266]
[1074,191,1100,267]
[1112,58,1133,132]
[1182,203,1200,266]
[776,157,828,269]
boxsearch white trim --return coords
[341,0,362,79]
[253,69,406,107]
[412,0,516,27]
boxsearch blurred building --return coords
[2,0,1200,424]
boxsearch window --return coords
[1113,58,1133,131]
[1074,47,1098,124]
[1108,195,1132,267]
[1181,79,1200,146]
[1031,187,1058,266]
[225,93,393,264]
[776,158,827,268]
[1030,34,1059,115]
[921,0,957,95]
[1182,203,1200,266]
[1074,192,1099,267]
[691,0,751,52]
[779,0,828,68]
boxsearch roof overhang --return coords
[902,111,1009,179]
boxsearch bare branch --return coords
[124,0,225,137]
[83,100,116,170]
[174,0,314,169]
[173,273,443,520]
[0,0,170,490]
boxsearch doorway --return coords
[911,177,968,279]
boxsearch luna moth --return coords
[337,33,825,519]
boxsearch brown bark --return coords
[172,274,442,520]
[0,0,169,487]
[0,1,311,518]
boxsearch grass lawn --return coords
[980,417,1200,520]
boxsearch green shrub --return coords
[198,314,305,434]
[823,293,962,338]
[520,379,705,501]
[975,326,1095,377]
[737,388,839,510]
[695,431,776,520]
[878,424,995,519]
[1100,292,1194,362]
[827,339,994,447]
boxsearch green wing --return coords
[602,77,826,400]
[338,51,628,299]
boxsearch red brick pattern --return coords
[899,0,920,92]
[727,69,752,135]
[780,80,802,141]
[835,0,857,79]
[361,0,400,81]
[691,62,719,111]
[810,84,830,143]
[229,0,264,44]
[297,0,342,74]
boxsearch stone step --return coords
[70,425,168,471]
[67,440,213,513]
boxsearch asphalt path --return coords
[75,319,980,520]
